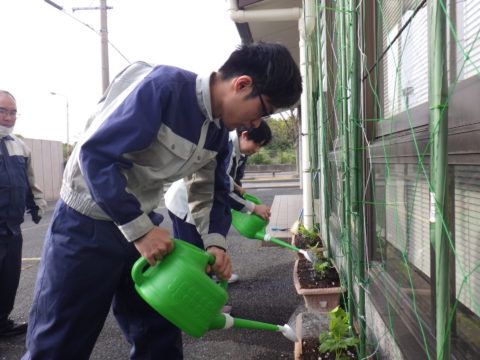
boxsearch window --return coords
[457,0,480,80]
[374,162,433,320]
[453,166,480,347]
[385,164,430,275]
[382,1,428,120]
[372,163,480,359]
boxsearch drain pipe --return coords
[227,0,315,230]
[299,19,314,230]
[301,0,316,230]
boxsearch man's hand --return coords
[205,246,232,280]
[253,204,271,221]
[134,227,174,266]
[233,183,245,195]
[27,208,41,224]
[31,212,42,224]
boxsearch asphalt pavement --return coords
[0,174,303,360]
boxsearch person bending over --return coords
[23,42,301,360]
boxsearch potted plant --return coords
[293,252,345,312]
[318,306,359,359]
[292,225,325,261]
[295,306,363,360]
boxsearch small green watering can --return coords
[231,193,313,262]
[131,238,297,341]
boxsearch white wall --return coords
[23,138,63,201]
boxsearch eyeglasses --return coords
[0,107,18,117]
[258,94,270,119]
[254,85,271,120]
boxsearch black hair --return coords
[237,120,272,147]
[219,42,302,109]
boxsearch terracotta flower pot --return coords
[294,312,373,360]
[293,259,345,312]
[294,312,329,360]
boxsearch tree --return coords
[266,109,300,152]
[248,109,300,165]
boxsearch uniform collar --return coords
[229,131,241,158]
[196,72,221,129]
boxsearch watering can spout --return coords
[208,313,298,342]
[278,324,298,342]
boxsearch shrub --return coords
[279,151,296,164]
[248,152,272,165]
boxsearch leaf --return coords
[344,336,360,347]
[331,316,349,338]
[330,305,341,314]
[329,306,350,338]
[318,338,338,353]
[319,331,331,343]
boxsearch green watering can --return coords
[131,238,297,341]
[231,193,313,262]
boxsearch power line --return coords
[43,0,131,66]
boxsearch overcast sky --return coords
[0,0,241,143]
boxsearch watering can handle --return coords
[131,257,150,286]
[207,254,216,265]
[206,254,229,290]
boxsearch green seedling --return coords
[314,260,331,280]
[318,306,359,360]
[306,242,320,250]
[312,252,331,280]
[298,225,322,247]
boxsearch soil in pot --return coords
[297,258,340,289]
[299,338,358,360]
[293,233,323,250]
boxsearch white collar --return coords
[0,125,14,137]
[195,72,221,128]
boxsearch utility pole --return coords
[72,1,112,93]
[44,0,112,93]
[100,0,110,93]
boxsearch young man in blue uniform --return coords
[23,42,302,360]
[165,121,273,287]
[225,121,273,220]
[0,90,46,337]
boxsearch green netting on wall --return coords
[305,0,480,359]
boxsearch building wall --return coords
[23,138,63,201]
[308,1,480,358]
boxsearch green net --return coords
[305,0,480,359]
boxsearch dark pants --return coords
[0,230,22,324]
[168,211,204,249]
[23,201,182,360]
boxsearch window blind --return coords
[382,1,428,118]
[460,0,480,80]
[454,166,480,315]
[385,164,430,276]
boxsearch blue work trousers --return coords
[22,201,182,360]
[0,231,22,324]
